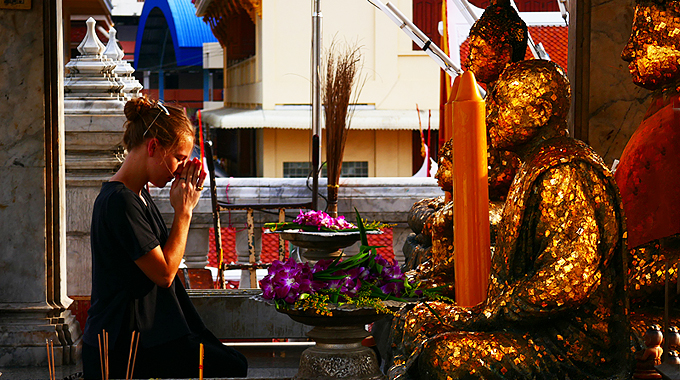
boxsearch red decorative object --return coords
[615,95,680,248]
[207,227,395,267]
[467,0,559,11]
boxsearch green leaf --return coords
[355,208,369,247]
[314,274,349,280]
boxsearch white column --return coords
[185,225,211,268]
[235,228,262,289]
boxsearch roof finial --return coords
[103,27,124,61]
[78,17,105,56]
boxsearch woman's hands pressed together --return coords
[170,157,207,217]
[136,157,207,288]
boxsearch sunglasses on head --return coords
[143,101,170,138]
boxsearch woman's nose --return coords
[174,162,185,174]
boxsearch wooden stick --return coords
[98,334,104,380]
[105,330,109,380]
[199,343,204,380]
[50,340,55,380]
[46,340,53,380]
[130,332,140,380]
[126,331,134,380]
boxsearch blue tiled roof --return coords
[134,0,217,68]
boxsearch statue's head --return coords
[435,139,453,192]
[487,60,570,151]
[465,0,528,84]
[621,0,680,90]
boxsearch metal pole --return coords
[311,0,322,211]
[204,141,225,288]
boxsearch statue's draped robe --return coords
[388,137,630,379]
[617,93,680,348]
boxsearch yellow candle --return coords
[444,75,460,145]
[452,70,490,307]
[443,76,461,204]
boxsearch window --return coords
[283,162,369,178]
[340,162,369,177]
[283,162,313,178]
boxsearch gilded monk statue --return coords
[388,60,630,379]
[402,0,524,286]
[616,0,680,341]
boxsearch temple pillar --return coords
[0,0,81,366]
[63,17,128,297]
[236,227,262,289]
[568,0,650,165]
[185,225,211,269]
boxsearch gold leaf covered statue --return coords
[466,0,528,85]
[388,60,630,379]
[402,0,525,290]
[616,0,680,336]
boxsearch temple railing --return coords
[227,55,258,87]
[150,176,443,288]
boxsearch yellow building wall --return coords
[260,0,439,111]
[373,130,413,177]
[262,128,413,178]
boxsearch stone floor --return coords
[0,342,309,380]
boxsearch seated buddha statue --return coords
[388,60,630,379]
[402,0,524,287]
[616,0,680,344]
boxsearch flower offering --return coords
[264,209,388,233]
[293,210,356,231]
[260,209,443,315]
[259,250,406,315]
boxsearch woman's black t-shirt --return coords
[83,181,205,349]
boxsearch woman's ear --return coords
[146,138,159,157]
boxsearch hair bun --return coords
[124,96,153,122]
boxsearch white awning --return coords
[201,108,439,131]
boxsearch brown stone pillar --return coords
[0,0,81,366]
[567,0,650,165]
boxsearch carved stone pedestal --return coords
[295,325,385,380]
[281,305,388,380]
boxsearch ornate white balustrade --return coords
[150,176,443,287]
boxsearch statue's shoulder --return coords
[526,137,610,179]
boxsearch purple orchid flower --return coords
[259,276,275,300]
[379,281,404,296]
[312,259,333,273]
[294,210,356,230]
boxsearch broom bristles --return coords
[323,41,364,197]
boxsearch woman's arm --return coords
[136,158,206,287]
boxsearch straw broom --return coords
[323,41,364,217]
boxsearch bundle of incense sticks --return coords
[45,339,55,380]
[98,330,109,380]
[126,331,140,380]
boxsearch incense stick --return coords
[127,331,140,380]
[50,340,55,380]
[199,342,204,380]
[105,330,109,380]
[45,339,53,380]
[131,332,140,380]
[126,332,134,380]
[98,334,104,380]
